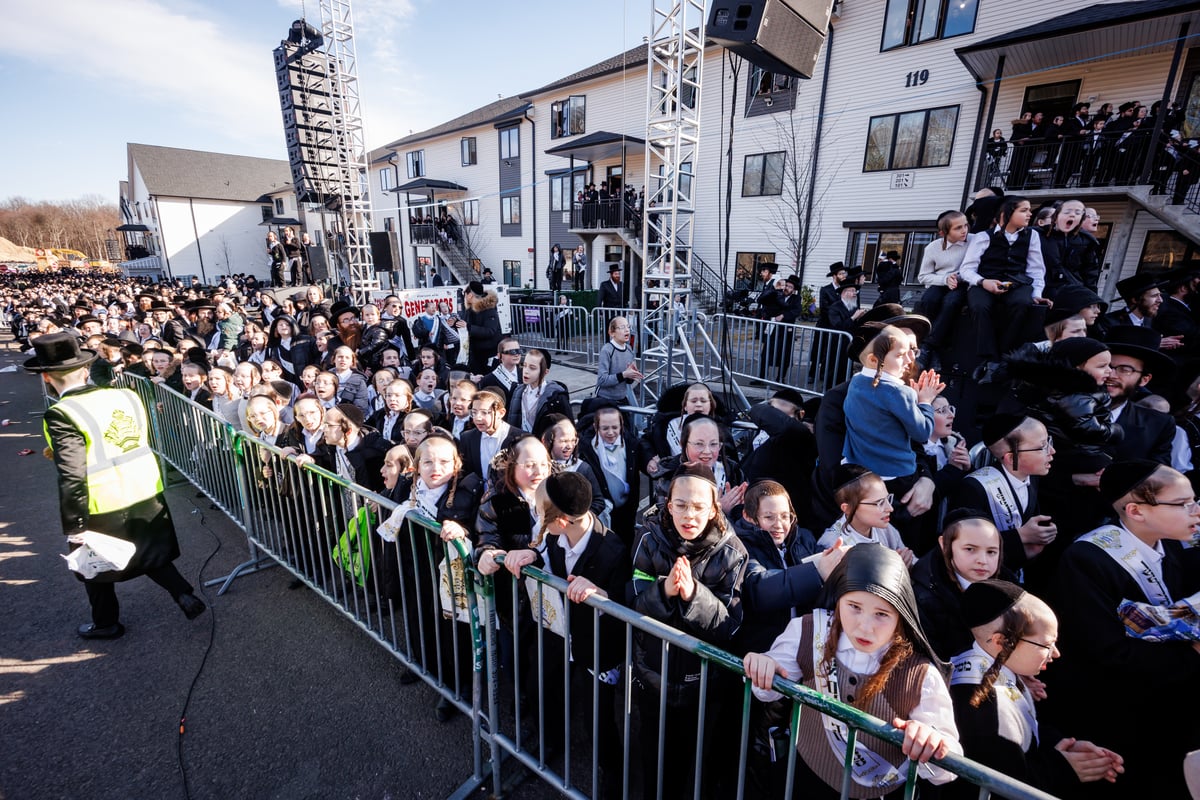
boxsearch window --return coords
[735,252,776,291]
[1137,230,1199,273]
[751,67,792,97]
[383,216,394,232]
[406,150,425,179]
[379,166,394,193]
[261,205,273,222]
[273,198,285,215]
[461,137,477,166]
[461,199,479,226]
[501,195,520,224]
[742,152,785,197]
[503,259,522,288]
[499,127,519,160]
[656,162,694,202]
[863,105,959,172]
[846,228,934,286]
[550,96,586,139]
[551,173,586,212]
[882,0,978,50]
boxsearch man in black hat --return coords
[1101,326,1176,464]
[760,274,803,382]
[266,231,286,288]
[1098,274,1163,335]
[25,332,205,639]
[1151,270,1199,357]
[874,251,903,305]
[598,264,625,309]
[816,262,847,328]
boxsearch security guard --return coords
[26,331,204,639]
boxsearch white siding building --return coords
[366,0,1200,304]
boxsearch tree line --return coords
[0,196,121,260]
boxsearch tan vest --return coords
[796,619,929,798]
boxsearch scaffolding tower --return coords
[638,0,708,403]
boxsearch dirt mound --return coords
[0,236,38,263]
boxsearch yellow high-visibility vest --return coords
[45,388,163,514]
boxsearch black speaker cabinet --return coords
[305,245,329,282]
[369,231,400,274]
[706,0,829,79]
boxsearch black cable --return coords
[176,496,223,800]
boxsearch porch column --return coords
[1138,21,1190,185]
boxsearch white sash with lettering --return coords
[1080,525,1172,605]
[811,608,906,789]
[970,467,1022,530]
[950,645,1039,747]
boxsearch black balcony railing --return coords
[570,198,640,231]
[982,136,1174,192]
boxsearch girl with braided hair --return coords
[744,545,960,799]
[946,580,1123,797]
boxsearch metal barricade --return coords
[699,314,851,396]
[485,559,1062,800]
[509,303,597,358]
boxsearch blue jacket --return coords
[731,516,821,655]
[842,372,933,478]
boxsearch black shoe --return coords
[78,622,125,640]
[399,666,420,685]
[177,593,207,620]
[434,696,459,722]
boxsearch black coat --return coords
[505,380,573,434]
[598,279,624,309]
[534,515,632,671]
[1047,536,1200,795]
[458,425,523,483]
[741,401,819,526]
[464,294,503,374]
[46,385,181,582]
[731,516,821,655]
[315,430,391,493]
[949,473,1038,572]
[1104,401,1175,464]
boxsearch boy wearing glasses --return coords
[458,388,519,485]
[477,337,522,407]
[953,414,1057,571]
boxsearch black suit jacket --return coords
[1153,296,1199,353]
[598,279,624,308]
[536,517,631,670]
[949,472,1039,571]
[457,425,522,483]
[1105,402,1175,464]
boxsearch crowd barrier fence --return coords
[108,372,1058,800]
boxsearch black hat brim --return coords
[24,349,99,373]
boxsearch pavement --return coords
[0,335,558,800]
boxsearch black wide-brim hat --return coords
[1104,325,1176,383]
[329,301,360,323]
[24,331,99,373]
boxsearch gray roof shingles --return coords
[127,143,293,202]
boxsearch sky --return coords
[1,0,647,204]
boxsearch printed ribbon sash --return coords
[1080,525,1172,605]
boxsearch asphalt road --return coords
[0,336,557,800]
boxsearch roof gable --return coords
[127,143,293,202]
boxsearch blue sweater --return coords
[842,371,934,478]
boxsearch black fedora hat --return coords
[24,331,99,373]
[1114,273,1164,300]
[1104,325,1175,382]
[329,300,360,323]
[826,261,846,277]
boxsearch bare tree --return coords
[0,196,119,257]
[763,106,847,273]
[449,202,491,276]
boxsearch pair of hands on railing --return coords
[475,546,605,603]
[741,652,952,764]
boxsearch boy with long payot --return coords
[952,415,1057,572]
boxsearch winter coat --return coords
[506,380,574,434]
[1003,345,1123,474]
[465,292,503,374]
[731,516,821,655]
[630,506,747,704]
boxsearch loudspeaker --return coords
[306,245,329,282]
[706,0,830,79]
[369,231,400,274]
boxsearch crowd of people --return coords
[6,213,1200,798]
[984,99,1195,201]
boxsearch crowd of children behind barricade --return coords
[5,216,1200,798]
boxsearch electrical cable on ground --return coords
[176,495,223,800]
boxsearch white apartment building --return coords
[368,0,1200,304]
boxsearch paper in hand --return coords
[62,531,136,579]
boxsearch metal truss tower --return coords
[318,0,377,304]
[638,0,708,402]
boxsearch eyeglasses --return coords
[1141,497,1200,514]
[469,408,497,418]
[1019,638,1056,653]
[517,461,550,472]
[1111,364,1143,377]
[863,494,894,511]
[758,512,795,526]
[934,404,956,416]
[669,499,713,516]
[1015,436,1054,454]
[501,348,523,356]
